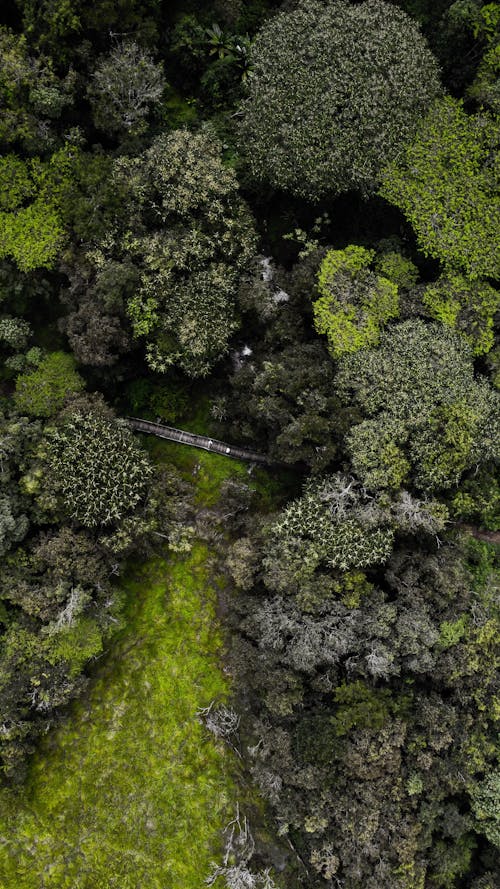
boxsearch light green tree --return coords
[313,246,399,358]
[0,148,75,271]
[14,351,85,418]
[380,97,499,279]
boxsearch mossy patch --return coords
[0,545,237,888]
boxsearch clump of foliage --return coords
[229,341,342,471]
[107,127,257,376]
[0,412,36,558]
[466,2,500,112]
[313,245,400,358]
[336,320,499,491]
[239,0,441,199]
[0,26,75,150]
[0,148,75,271]
[268,475,396,574]
[88,40,166,137]
[15,0,162,64]
[380,96,500,279]
[422,273,499,355]
[0,316,31,350]
[45,413,153,527]
[14,351,85,417]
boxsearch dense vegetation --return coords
[0,1,498,887]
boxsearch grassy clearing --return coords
[0,444,249,888]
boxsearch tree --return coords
[0,317,32,351]
[229,342,342,470]
[99,128,257,376]
[0,26,75,150]
[14,351,85,418]
[0,148,75,272]
[380,97,500,279]
[88,41,166,137]
[422,274,499,355]
[15,0,162,64]
[238,0,441,199]
[44,413,153,527]
[0,412,42,557]
[336,320,499,491]
[313,245,400,358]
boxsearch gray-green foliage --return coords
[88,41,166,136]
[239,0,441,199]
[270,474,395,573]
[336,321,500,491]
[0,317,31,350]
[46,413,153,528]
[267,474,447,580]
[471,769,500,848]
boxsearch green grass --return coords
[0,464,243,887]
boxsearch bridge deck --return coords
[127,417,273,465]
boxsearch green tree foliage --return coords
[268,475,396,574]
[471,769,500,847]
[380,97,500,279]
[0,317,32,350]
[88,40,166,137]
[105,128,256,376]
[336,320,499,491]
[229,342,342,471]
[45,412,153,528]
[466,2,500,112]
[313,245,400,358]
[14,351,85,418]
[231,517,499,888]
[374,245,419,291]
[0,525,122,777]
[0,26,75,150]
[239,0,441,199]
[0,148,75,271]
[15,0,162,62]
[422,273,499,355]
[0,412,41,557]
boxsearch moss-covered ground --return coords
[0,435,253,888]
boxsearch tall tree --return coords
[239,0,441,199]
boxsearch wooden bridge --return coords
[127,417,273,465]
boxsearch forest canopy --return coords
[0,1,498,887]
